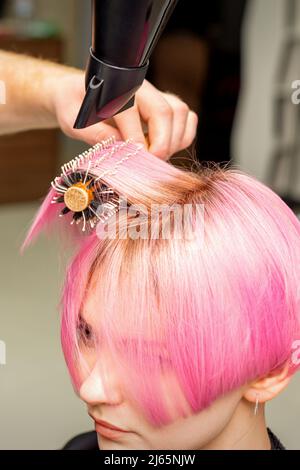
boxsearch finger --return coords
[141,100,174,160]
[136,81,174,160]
[161,93,190,156]
[113,105,148,148]
[179,111,199,151]
[69,122,122,146]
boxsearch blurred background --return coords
[0,0,300,449]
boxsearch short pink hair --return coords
[22,141,300,425]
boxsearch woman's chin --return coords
[97,434,146,450]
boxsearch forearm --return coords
[0,50,81,135]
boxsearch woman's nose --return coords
[79,358,123,406]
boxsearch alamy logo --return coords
[0,80,6,104]
[0,340,6,365]
[291,80,300,105]
[291,340,300,365]
[96,199,205,242]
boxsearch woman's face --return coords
[76,291,250,450]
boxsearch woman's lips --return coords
[89,415,130,440]
[94,421,130,440]
[94,419,127,432]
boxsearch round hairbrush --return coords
[51,137,143,231]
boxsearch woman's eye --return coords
[77,318,95,348]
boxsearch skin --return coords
[0,50,198,160]
[76,287,293,450]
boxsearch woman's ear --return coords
[243,362,293,404]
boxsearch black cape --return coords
[62,427,286,450]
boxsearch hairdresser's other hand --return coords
[113,80,199,160]
[52,74,198,161]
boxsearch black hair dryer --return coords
[73,0,178,129]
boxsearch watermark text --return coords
[0,340,6,365]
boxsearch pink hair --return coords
[22,140,300,426]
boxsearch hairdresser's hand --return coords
[52,73,198,160]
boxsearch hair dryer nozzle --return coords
[73,49,149,129]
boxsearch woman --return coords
[22,138,300,450]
